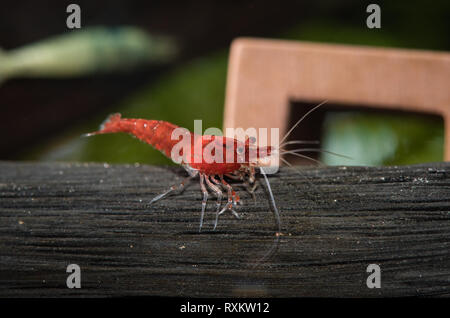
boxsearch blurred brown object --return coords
[223,38,450,160]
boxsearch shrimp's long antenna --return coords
[280,140,320,148]
[279,100,328,145]
[254,167,281,265]
[281,148,353,160]
[282,151,326,166]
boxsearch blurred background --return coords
[1,0,449,166]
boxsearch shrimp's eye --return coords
[249,136,256,144]
[237,147,244,154]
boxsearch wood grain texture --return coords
[0,161,449,297]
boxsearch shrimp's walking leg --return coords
[199,173,209,232]
[217,175,240,220]
[248,166,256,184]
[234,166,257,204]
[247,167,258,203]
[149,176,192,204]
[205,176,223,231]
[226,171,254,205]
[244,179,259,204]
[210,176,225,230]
[222,176,240,208]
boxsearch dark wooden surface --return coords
[0,161,449,297]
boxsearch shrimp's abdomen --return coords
[87,113,180,158]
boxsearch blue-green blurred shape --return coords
[0,26,177,81]
[321,112,444,166]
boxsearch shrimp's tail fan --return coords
[83,113,122,137]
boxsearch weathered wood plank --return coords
[0,161,449,297]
